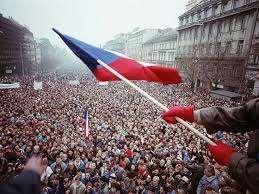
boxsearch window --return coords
[214,4,219,15]
[197,12,201,20]
[180,19,183,26]
[215,42,221,55]
[237,40,244,54]
[208,24,213,38]
[190,15,194,23]
[207,44,213,54]
[189,30,192,40]
[229,18,234,32]
[204,9,208,18]
[225,41,232,55]
[217,22,222,34]
[201,26,206,40]
[233,0,238,8]
[240,15,246,30]
[222,1,228,12]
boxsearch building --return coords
[0,14,36,75]
[142,28,178,67]
[125,28,160,60]
[103,33,128,54]
[39,38,56,73]
[34,40,42,74]
[186,0,203,10]
[176,0,259,92]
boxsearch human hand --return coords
[162,106,195,124]
[208,141,236,166]
[24,156,44,176]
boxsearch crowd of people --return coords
[0,72,250,193]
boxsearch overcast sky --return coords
[0,0,187,47]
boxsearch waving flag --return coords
[53,29,182,85]
[83,110,90,138]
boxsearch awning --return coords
[210,89,242,100]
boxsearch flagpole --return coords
[97,59,216,146]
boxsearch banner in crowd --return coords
[69,80,80,86]
[98,81,109,86]
[0,82,20,89]
[33,81,43,90]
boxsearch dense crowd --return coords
[0,72,249,193]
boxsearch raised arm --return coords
[162,98,259,134]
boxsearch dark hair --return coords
[205,164,215,176]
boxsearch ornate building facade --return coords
[125,28,159,60]
[103,33,128,54]
[142,28,178,67]
[176,0,259,92]
[0,14,37,75]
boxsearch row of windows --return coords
[180,0,251,26]
[143,51,175,61]
[0,55,21,60]
[0,61,20,66]
[179,15,248,42]
[179,40,244,56]
[152,42,176,50]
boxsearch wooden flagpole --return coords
[97,59,216,146]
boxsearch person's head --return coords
[75,173,82,184]
[56,157,62,165]
[61,153,68,162]
[146,175,151,183]
[175,163,183,172]
[68,161,75,169]
[130,164,135,171]
[152,176,160,186]
[177,188,186,194]
[204,189,218,194]
[42,157,48,166]
[204,165,215,177]
[50,174,58,186]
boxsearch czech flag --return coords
[53,29,182,85]
[83,110,90,138]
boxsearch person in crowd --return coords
[163,98,259,193]
[196,165,219,194]
[69,173,86,194]
[0,72,249,193]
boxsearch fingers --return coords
[162,110,177,124]
[24,156,44,176]
[162,114,176,124]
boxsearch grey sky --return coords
[0,0,187,47]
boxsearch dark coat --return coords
[0,170,40,194]
[198,98,259,193]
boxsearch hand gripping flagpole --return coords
[97,59,216,146]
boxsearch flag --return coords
[53,29,182,85]
[83,110,90,138]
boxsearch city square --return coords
[0,0,259,194]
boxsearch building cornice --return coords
[178,1,259,31]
